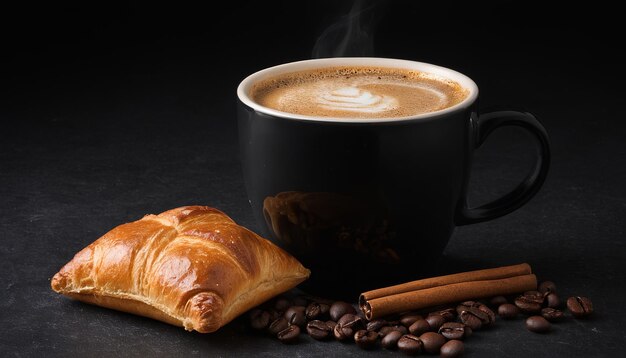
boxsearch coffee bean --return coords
[439,322,470,340]
[541,308,564,322]
[567,296,593,318]
[419,332,446,354]
[515,292,543,313]
[284,306,306,327]
[456,301,481,315]
[268,317,289,335]
[400,314,422,327]
[393,325,408,335]
[381,330,403,349]
[333,324,347,341]
[335,314,361,341]
[277,325,300,343]
[330,301,356,321]
[490,296,508,307]
[325,320,337,331]
[379,325,407,338]
[477,304,496,326]
[292,296,308,307]
[425,314,445,330]
[333,323,354,341]
[274,298,291,312]
[408,319,431,336]
[471,307,490,322]
[337,313,362,329]
[526,315,551,333]
[432,308,457,321]
[250,309,270,330]
[306,320,331,340]
[283,306,305,319]
[354,330,378,350]
[546,293,561,308]
[461,312,483,331]
[289,314,307,328]
[459,308,486,330]
[366,319,387,332]
[498,303,520,319]
[378,326,395,337]
[305,302,321,320]
[267,310,282,322]
[397,334,423,355]
[538,281,557,294]
[319,303,330,317]
[440,340,464,358]
[459,313,481,331]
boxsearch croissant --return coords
[51,206,310,333]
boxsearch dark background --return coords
[1,1,624,357]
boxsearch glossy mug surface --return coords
[237,58,550,296]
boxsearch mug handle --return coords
[456,110,551,225]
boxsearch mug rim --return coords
[237,57,479,123]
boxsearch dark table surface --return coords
[1,1,625,357]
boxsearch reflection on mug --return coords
[262,191,400,264]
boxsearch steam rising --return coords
[312,0,385,58]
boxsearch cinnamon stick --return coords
[359,263,536,320]
[362,263,531,302]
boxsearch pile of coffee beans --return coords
[506,280,593,333]
[248,281,593,356]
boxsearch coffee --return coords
[250,66,468,119]
[240,59,550,295]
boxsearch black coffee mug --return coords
[237,58,550,296]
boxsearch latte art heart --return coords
[318,86,398,113]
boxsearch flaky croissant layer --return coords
[51,206,310,333]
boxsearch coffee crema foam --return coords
[250,66,469,119]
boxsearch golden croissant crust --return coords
[51,206,310,333]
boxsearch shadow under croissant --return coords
[62,300,257,353]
